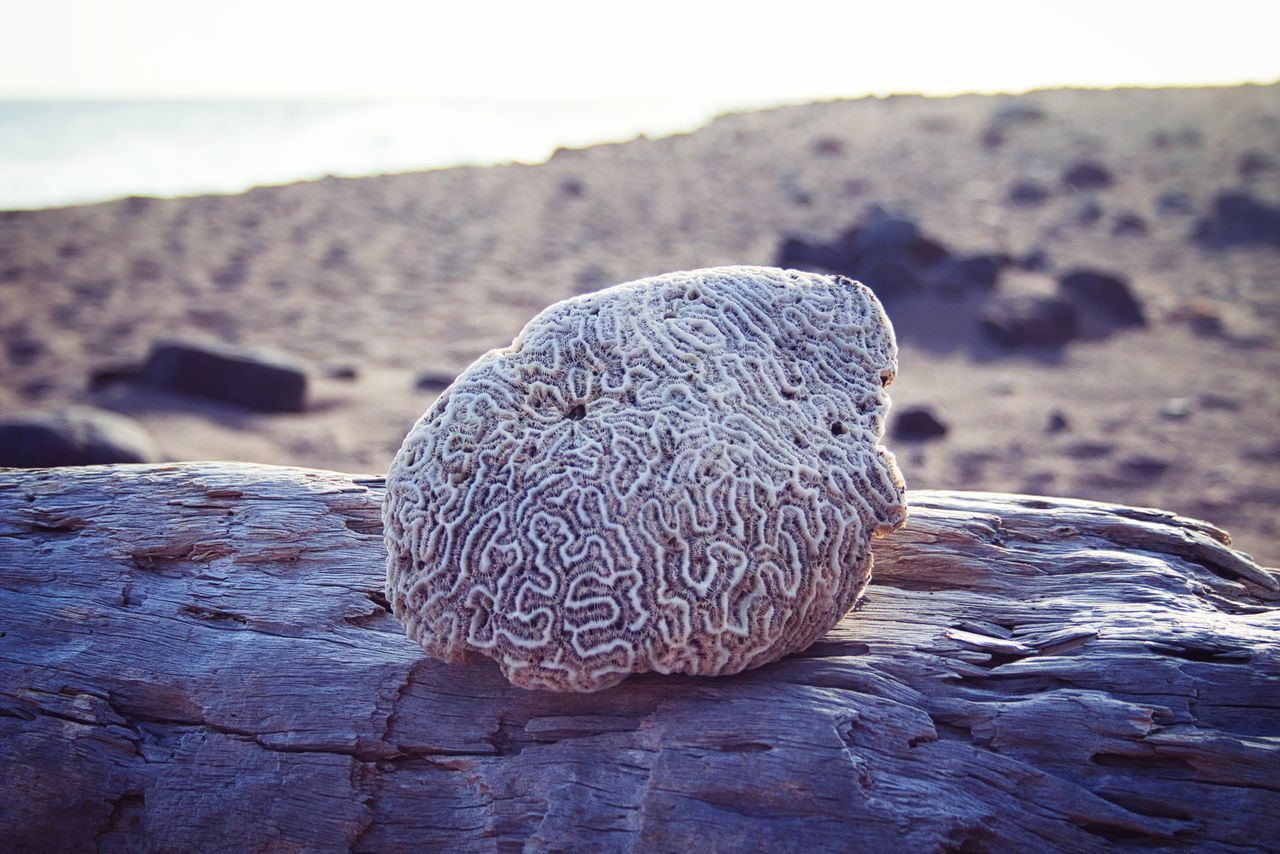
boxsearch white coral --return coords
[384,266,907,691]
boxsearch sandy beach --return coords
[1,84,1277,564]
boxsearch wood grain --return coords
[1,463,1277,852]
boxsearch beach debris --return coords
[383,266,907,692]
[1074,196,1104,225]
[0,406,157,468]
[1193,193,1280,248]
[1112,212,1149,237]
[777,206,995,304]
[1007,180,1051,206]
[413,371,454,392]
[979,295,1079,348]
[1063,161,1114,191]
[1161,397,1192,419]
[893,407,949,441]
[141,339,309,412]
[1058,269,1146,329]
[1157,191,1194,217]
[1237,150,1275,178]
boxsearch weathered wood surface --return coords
[1,463,1277,853]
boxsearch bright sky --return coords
[2,0,1277,100]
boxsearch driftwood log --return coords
[1,463,1277,852]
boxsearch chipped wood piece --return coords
[1,463,1277,851]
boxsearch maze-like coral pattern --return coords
[384,266,907,691]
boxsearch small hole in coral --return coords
[831,421,846,436]
[567,403,587,421]
[880,370,894,388]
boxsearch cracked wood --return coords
[1,462,1277,852]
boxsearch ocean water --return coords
[0,98,757,210]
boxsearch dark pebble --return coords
[893,407,949,441]
[1007,181,1051,206]
[1063,161,1113,191]
[1058,269,1146,327]
[1111,213,1148,237]
[142,340,309,412]
[0,407,158,468]
[1193,193,1280,248]
[1157,191,1193,216]
[415,372,455,392]
[980,296,1079,347]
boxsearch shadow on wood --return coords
[1,463,1277,851]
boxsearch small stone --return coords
[1008,181,1051,206]
[1198,392,1241,411]
[980,296,1079,348]
[0,407,158,468]
[1193,193,1280,248]
[1074,197,1104,225]
[324,364,359,381]
[141,340,309,413]
[1065,441,1115,460]
[1120,455,1172,479]
[414,372,455,392]
[1058,269,1146,328]
[1161,398,1192,418]
[812,137,846,156]
[1237,150,1275,178]
[1063,161,1113,191]
[893,407,948,441]
[1157,191,1193,217]
[1046,411,1070,433]
[1111,213,1148,237]
[1020,247,1050,272]
[928,254,1004,294]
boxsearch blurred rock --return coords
[928,254,1005,295]
[992,101,1046,126]
[1074,197,1104,225]
[1063,161,1114,191]
[1111,213,1148,237]
[1198,392,1241,411]
[0,407,158,468]
[1120,454,1172,479]
[6,338,44,367]
[777,207,955,304]
[1020,247,1050,272]
[323,364,359,381]
[812,137,846,157]
[1046,411,1071,433]
[1058,269,1146,328]
[1157,191,1193,217]
[1065,441,1114,459]
[1193,193,1280,248]
[1007,181,1050,206]
[979,296,1079,347]
[142,340,309,412]
[1161,397,1192,419]
[1237,150,1275,178]
[415,372,455,392]
[893,407,948,441]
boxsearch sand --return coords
[1,84,1277,565]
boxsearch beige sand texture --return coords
[1,84,1277,565]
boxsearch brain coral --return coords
[384,266,907,692]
